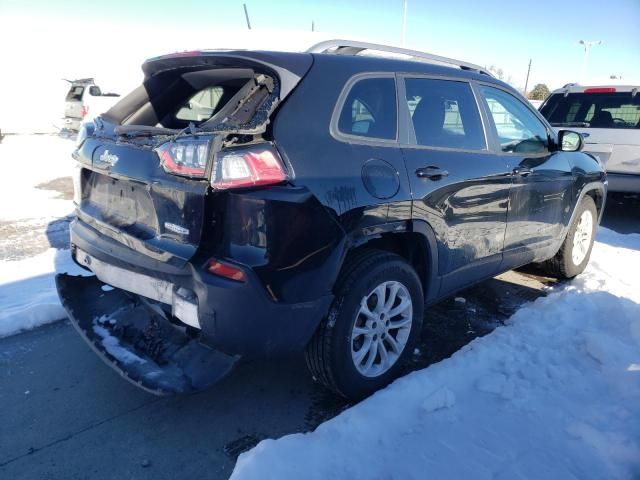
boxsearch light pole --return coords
[401,0,408,46]
[579,40,601,82]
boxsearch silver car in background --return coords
[540,84,640,192]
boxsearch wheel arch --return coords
[341,220,440,302]
[575,181,607,225]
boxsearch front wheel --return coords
[305,249,423,400]
[540,195,598,279]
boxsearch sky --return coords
[1,0,639,130]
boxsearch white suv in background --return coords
[63,78,120,132]
[540,84,640,192]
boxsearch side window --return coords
[337,77,397,140]
[480,86,548,154]
[176,87,225,122]
[404,78,485,150]
[89,86,102,96]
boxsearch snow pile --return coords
[231,228,640,480]
[0,248,89,337]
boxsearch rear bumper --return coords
[69,218,333,357]
[63,117,82,131]
[607,173,640,193]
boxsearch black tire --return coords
[540,195,598,279]
[305,249,424,400]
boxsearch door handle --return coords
[416,166,449,180]
[512,167,533,177]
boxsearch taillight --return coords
[206,259,246,282]
[211,143,287,190]
[155,138,211,178]
[81,105,89,118]
[583,87,616,93]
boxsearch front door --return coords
[477,84,575,269]
[399,76,512,296]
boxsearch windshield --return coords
[540,91,640,129]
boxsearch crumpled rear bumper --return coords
[56,273,238,395]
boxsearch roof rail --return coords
[307,39,493,76]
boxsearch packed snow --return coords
[0,248,89,337]
[93,317,147,366]
[231,228,640,480]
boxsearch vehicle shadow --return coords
[600,192,640,236]
[409,271,555,370]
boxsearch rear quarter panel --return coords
[272,55,413,241]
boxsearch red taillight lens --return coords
[206,259,246,282]
[212,144,287,190]
[81,105,89,118]
[155,138,210,178]
[583,87,616,93]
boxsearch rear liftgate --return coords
[56,274,237,395]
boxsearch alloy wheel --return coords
[350,280,413,377]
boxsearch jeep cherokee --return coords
[56,40,607,400]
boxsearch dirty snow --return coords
[232,228,640,480]
[93,320,147,366]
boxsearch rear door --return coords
[478,84,574,268]
[540,90,640,174]
[399,76,512,295]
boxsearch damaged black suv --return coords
[57,40,606,399]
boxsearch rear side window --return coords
[66,86,84,101]
[337,77,397,140]
[404,78,485,150]
[480,86,548,154]
[540,92,640,129]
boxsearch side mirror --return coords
[558,130,584,152]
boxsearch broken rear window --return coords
[106,67,275,132]
[66,86,84,102]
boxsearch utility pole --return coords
[243,3,252,30]
[523,58,532,96]
[401,0,408,46]
[579,40,601,82]
[312,20,315,32]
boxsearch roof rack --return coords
[307,39,492,76]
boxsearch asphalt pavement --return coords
[0,187,637,480]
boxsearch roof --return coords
[551,83,640,94]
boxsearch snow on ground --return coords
[231,228,640,480]
[0,134,76,221]
[0,134,86,337]
[0,248,89,338]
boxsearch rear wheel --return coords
[540,195,597,279]
[305,249,423,400]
